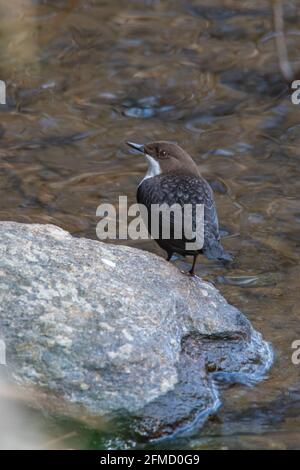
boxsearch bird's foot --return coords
[180,269,215,285]
[180,269,197,277]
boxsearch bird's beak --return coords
[126,141,145,154]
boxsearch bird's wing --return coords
[137,174,226,258]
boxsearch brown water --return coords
[0,0,300,450]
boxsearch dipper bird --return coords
[126,141,232,275]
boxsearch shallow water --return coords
[0,0,300,450]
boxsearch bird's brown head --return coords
[126,141,199,179]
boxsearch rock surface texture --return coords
[0,222,272,438]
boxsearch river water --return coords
[0,0,300,449]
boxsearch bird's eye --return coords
[160,150,167,157]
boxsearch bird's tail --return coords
[203,244,233,262]
[218,249,233,262]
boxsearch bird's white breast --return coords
[139,154,161,186]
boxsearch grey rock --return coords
[0,222,272,438]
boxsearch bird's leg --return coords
[180,255,199,276]
[189,254,199,276]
